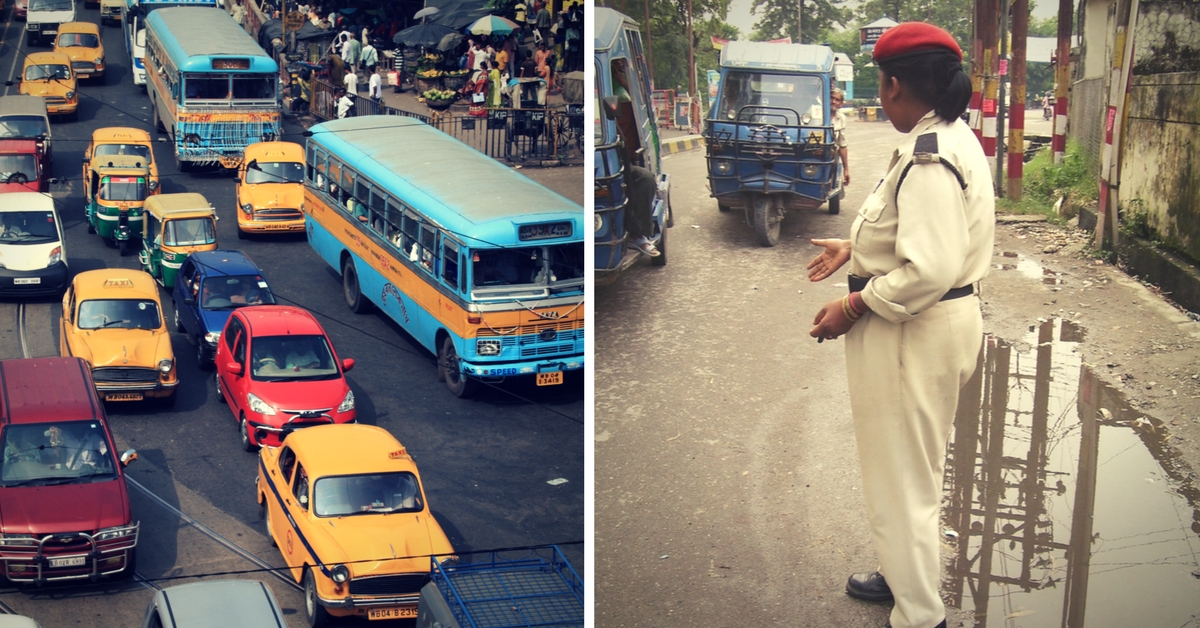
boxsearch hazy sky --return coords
[723,0,1062,39]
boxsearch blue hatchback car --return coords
[172,250,276,368]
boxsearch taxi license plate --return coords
[536,372,563,386]
[13,278,40,285]
[106,392,144,401]
[367,607,417,620]
[49,556,86,568]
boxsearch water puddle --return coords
[943,318,1200,627]
[996,251,1061,285]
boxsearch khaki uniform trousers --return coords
[844,295,982,628]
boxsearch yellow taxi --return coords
[235,141,306,238]
[20,52,77,118]
[53,22,105,81]
[59,269,177,405]
[256,424,454,626]
[84,127,160,196]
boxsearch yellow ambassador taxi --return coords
[235,141,306,238]
[20,52,77,118]
[256,424,454,627]
[54,22,105,82]
[59,269,177,405]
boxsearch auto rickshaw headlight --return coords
[714,160,733,175]
[801,112,812,125]
[476,339,501,356]
[241,203,253,214]
[148,180,158,191]
[157,358,173,373]
[802,165,819,178]
[593,213,602,233]
[48,246,62,265]
[330,565,350,583]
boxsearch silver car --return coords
[141,580,286,628]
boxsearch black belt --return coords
[847,274,974,301]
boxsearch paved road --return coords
[594,120,916,627]
[0,5,583,626]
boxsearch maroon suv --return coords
[0,357,139,584]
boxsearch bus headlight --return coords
[476,339,501,356]
[714,160,732,175]
[157,358,173,373]
[330,565,350,583]
[802,165,819,178]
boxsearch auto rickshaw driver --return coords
[610,58,659,258]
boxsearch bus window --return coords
[442,241,460,291]
[232,75,274,100]
[401,210,419,258]
[419,225,437,272]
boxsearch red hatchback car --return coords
[214,306,356,451]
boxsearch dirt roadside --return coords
[982,216,1200,477]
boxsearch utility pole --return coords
[995,0,1008,195]
[969,0,983,143]
[797,0,802,44]
[1007,0,1028,200]
[980,0,999,174]
[686,0,695,97]
[1052,0,1073,163]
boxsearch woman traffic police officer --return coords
[806,23,994,628]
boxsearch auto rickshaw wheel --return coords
[751,194,782,247]
[829,192,841,215]
[86,219,95,234]
[117,238,129,256]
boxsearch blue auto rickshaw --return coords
[594,7,671,285]
[704,41,844,246]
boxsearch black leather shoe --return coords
[846,571,893,601]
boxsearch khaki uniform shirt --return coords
[851,111,995,323]
[832,109,848,148]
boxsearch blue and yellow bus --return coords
[123,0,219,88]
[144,7,280,170]
[303,116,584,398]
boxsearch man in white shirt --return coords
[343,67,358,94]
[367,65,382,100]
[336,89,354,118]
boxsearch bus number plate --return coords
[106,393,144,402]
[367,607,417,620]
[536,372,563,386]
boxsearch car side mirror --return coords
[182,294,195,305]
[341,358,354,372]
[227,362,243,375]
[120,449,137,467]
[602,95,620,120]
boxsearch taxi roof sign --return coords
[388,448,408,459]
[103,278,134,287]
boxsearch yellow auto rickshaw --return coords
[139,193,218,289]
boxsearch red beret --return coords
[872,22,962,63]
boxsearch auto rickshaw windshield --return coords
[163,217,215,247]
[100,176,146,202]
[719,71,825,124]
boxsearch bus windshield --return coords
[245,161,303,184]
[100,176,146,202]
[718,71,825,124]
[164,217,215,246]
[95,143,153,163]
[472,244,584,294]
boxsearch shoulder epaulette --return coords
[896,132,967,203]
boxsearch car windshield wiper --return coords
[100,320,131,327]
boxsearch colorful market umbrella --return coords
[466,15,518,36]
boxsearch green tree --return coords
[1029,15,1057,37]
[749,0,850,43]
[602,0,736,95]
[853,0,973,49]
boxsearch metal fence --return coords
[308,79,582,165]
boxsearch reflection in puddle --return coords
[943,319,1200,627]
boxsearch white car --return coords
[0,192,68,296]
[25,0,76,47]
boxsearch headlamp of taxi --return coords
[330,565,350,583]
[713,159,733,175]
[241,203,253,214]
[157,358,173,373]
[66,91,76,100]
[93,58,103,65]
[476,339,501,356]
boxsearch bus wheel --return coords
[439,337,476,398]
[341,258,372,314]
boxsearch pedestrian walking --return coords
[360,40,378,73]
[535,2,550,45]
[367,65,382,100]
[830,87,850,186]
[343,35,362,73]
[343,66,358,95]
[806,22,994,628]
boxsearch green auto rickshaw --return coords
[84,155,151,255]
[139,193,218,288]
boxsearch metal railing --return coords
[308,78,582,165]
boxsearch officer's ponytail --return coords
[880,50,972,122]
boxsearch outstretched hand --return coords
[806,238,851,282]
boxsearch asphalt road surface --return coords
[0,5,584,626]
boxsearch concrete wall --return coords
[1134,0,1200,73]
[1120,71,1200,261]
